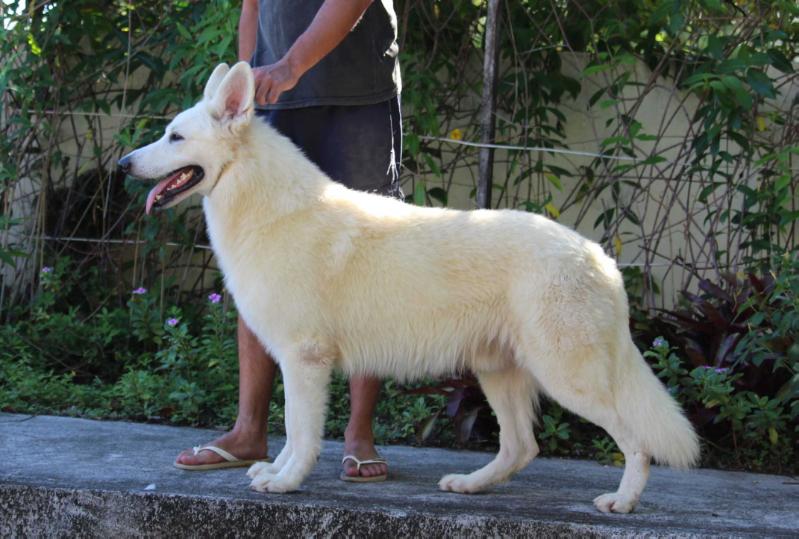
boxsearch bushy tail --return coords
[617,342,700,469]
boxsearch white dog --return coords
[119,62,699,513]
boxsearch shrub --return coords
[638,252,799,472]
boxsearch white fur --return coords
[121,62,700,512]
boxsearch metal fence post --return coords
[477,0,501,210]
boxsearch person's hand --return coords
[253,58,301,106]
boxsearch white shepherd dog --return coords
[119,62,699,513]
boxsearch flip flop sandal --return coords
[174,445,270,471]
[339,454,389,483]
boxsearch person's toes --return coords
[343,460,387,478]
[369,463,388,477]
[343,460,360,477]
[175,447,229,466]
[176,449,197,465]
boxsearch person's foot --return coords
[341,437,388,479]
[175,429,268,467]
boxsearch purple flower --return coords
[652,337,666,348]
[714,367,729,374]
[208,292,222,304]
[132,287,147,295]
[41,266,53,274]
[166,318,179,327]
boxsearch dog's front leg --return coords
[250,354,332,493]
[247,392,293,479]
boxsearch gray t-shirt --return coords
[253,0,401,110]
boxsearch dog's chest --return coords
[203,203,325,343]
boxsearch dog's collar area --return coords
[209,159,234,195]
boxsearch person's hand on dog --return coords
[253,59,300,106]
[248,0,375,106]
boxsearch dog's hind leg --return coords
[439,367,539,494]
[529,344,651,513]
[250,350,332,493]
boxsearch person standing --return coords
[175,0,402,482]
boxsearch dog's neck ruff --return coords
[206,121,332,222]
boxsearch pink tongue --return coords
[145,176,176,215]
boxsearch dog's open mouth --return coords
[145,165,204,214]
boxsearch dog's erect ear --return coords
[203,63,230,101]
[208,61,255,130]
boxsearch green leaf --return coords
[427,187,448,206]
[0,249,17,268]
[767,49,793,74]
[700,0,725,13]
[641,155,667,165]
[545,173,562,191]
[175,22,192,40]
[706,35,724,59]
[588,88,606,108]
[683,72,715,89]
[745,69,775,98]
[698,182,723,203]
[721,75,753,108]
[413,181,426,206]
[601,135,628,148]
[668,12,685,34]
[584,63,610,77]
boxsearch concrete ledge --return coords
[2,484,613,538]
[1,414,796,537]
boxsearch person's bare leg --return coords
[341,375,388,478]
[175,316,275,466]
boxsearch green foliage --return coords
[645,330,795,472]
[539,406,572,453]
[1,0,242,309]
[626,252,798,472]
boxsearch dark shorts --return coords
[256,96,402,198]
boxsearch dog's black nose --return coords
[117,155,132,174]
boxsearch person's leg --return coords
[175,316,275,466]
[321,97,402,479]
[341,376,386,478]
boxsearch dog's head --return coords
[118,62,255,214]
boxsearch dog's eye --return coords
[169,132,184,142]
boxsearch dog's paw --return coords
[249,470,278,492]
[250,473,299,494]
[438,473,483,494]
[593,492,637,514]
[247,461,279,479]
[263,475,300,493]
[249,471,300,493]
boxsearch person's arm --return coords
[252,0,375,105]
[238,0,259,62]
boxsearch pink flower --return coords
[208,292,222,304]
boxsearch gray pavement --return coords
[0,413,796,537]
